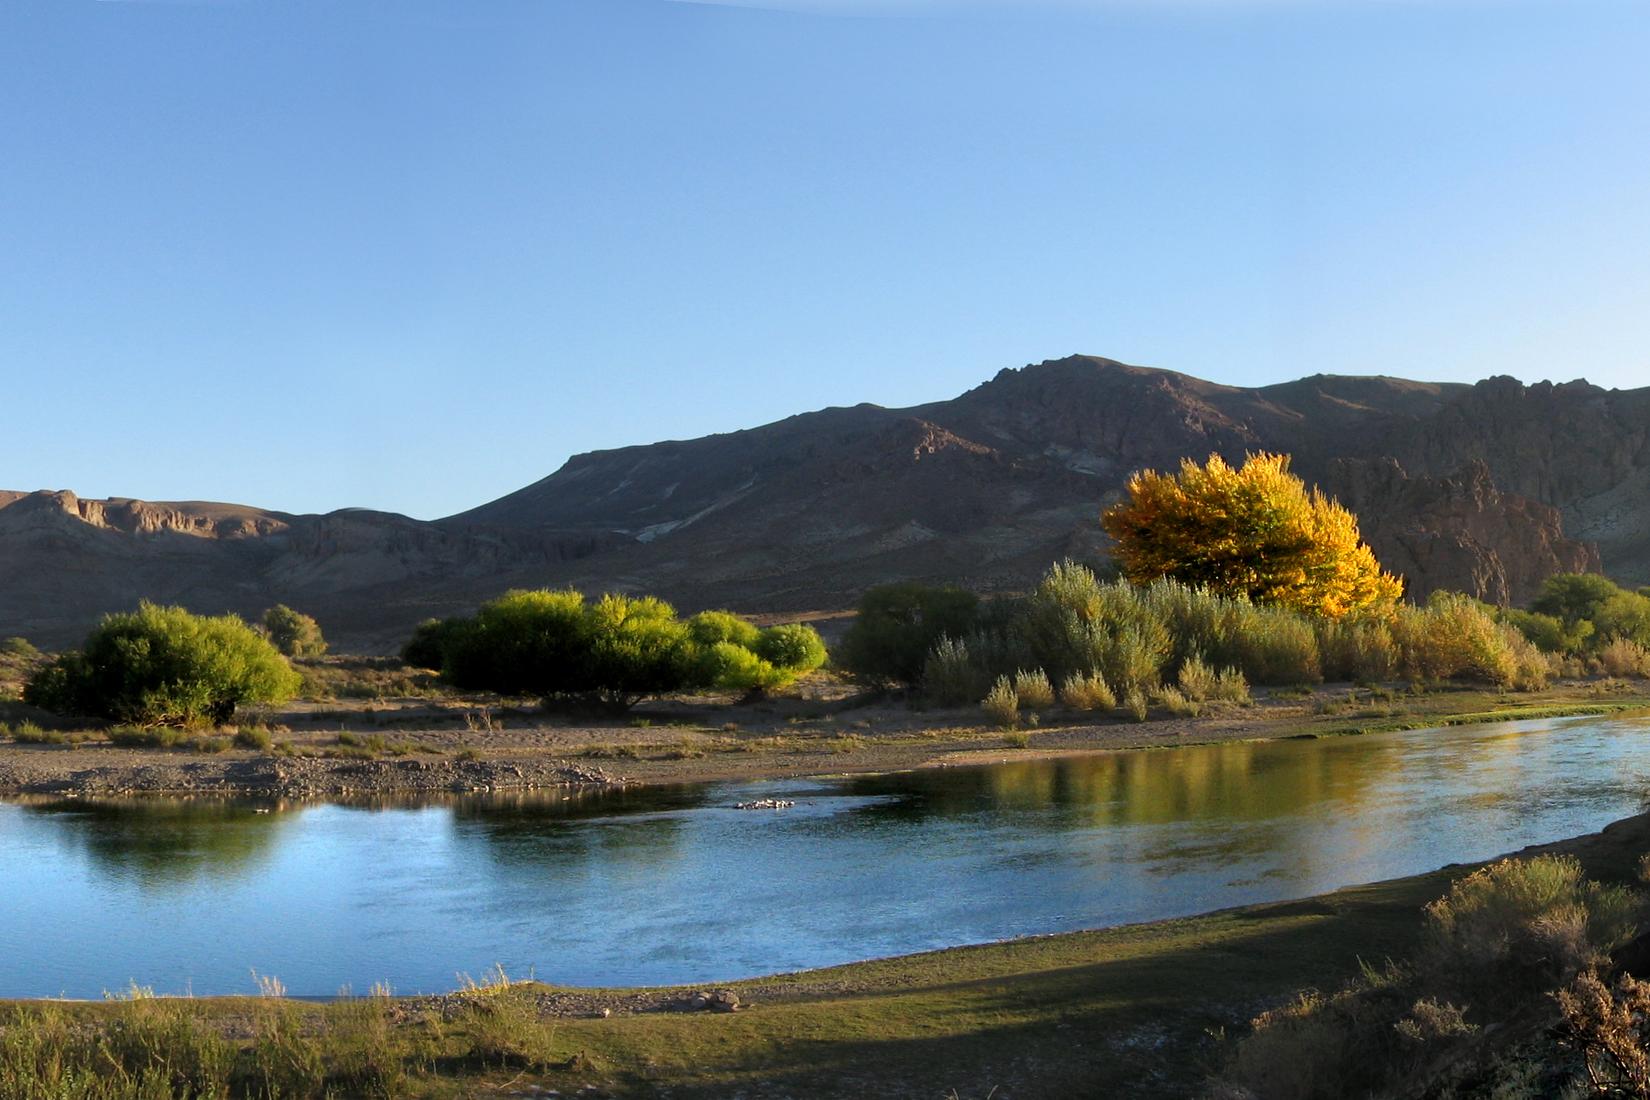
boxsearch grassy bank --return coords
[9,813,1650,1098]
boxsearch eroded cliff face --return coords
[0,490,626,649]
[1,357,1642,650]
[1326,459,1602,606]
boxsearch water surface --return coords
[4,714,1649,997]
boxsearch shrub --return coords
[1176,654,1219,702]
[1122,688,1149,722]
[235,726,274,751]
[1151,685,1200,717]
[25,603,301,726]
[1101,621,1171,694]
[1555,970,1650,1096]
[1213,666,1251,704]
[981,677,1019,729]
[753,623,828,678]
[442,589,595,698]
[1392,593,1539,688]
[440,590,823,707]
[262,604,327,659]
[1533,572,1629,631]
[0,636,40,660]
[1230,606,1322,685]
[686,609,762,650]
[695,641,786,693]
[922,636,983,706]
[400,617,466,671]
[1598,637,1650,678]
[836,583,980,686]
[1420,855,1640,998]
[1058,671,1115,711]
[1315,617,1398,682]
[1501,608,1592,654]
[1012,668,1055,710]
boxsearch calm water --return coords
[5,715,1650,997]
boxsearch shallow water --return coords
[4,714,1649,997]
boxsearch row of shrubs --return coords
[977,655,1253,729]
[839,562,1553,710]
[400,590,827,709]
[19,593,825,727]
[11,566,1641,728]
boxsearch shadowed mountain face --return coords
[2,357,1641,650]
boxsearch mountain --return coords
[3,357,1642,650]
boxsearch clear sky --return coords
[3,0,1647,519]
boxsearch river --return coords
[3,714,1647,997]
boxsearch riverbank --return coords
[2,679,1648,798]
[8,804,1649,1098]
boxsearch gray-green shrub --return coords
[1012,668,1055,710]
[981,677,1019,729]
[922,636,983,706]
[1058,670,1115,711]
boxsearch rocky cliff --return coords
[2,357,1642,650]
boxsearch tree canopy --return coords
[1100,452,1402,619]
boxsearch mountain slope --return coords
[2,356,1640,650]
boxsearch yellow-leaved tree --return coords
[1100,452,1403,618]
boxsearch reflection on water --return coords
[3,715,1650,997]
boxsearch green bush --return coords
[695,641,786,693]
[437,590,824,708]
[836,583,980,686]
[1521,572,1650,654]
[262,604,327,659]
[399,617,466,671]
[24,603,300,726]
[754,623,828,676]
[686,610,762,650]
[1532,572,1625,630]
[1500,608,1592,654]
[442,589,594,698]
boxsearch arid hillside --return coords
[3,357,1642,650]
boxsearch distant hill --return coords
[4,356,1643,650]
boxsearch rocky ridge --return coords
[3,357,1644,649]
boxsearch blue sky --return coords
[3,0,1647,518]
